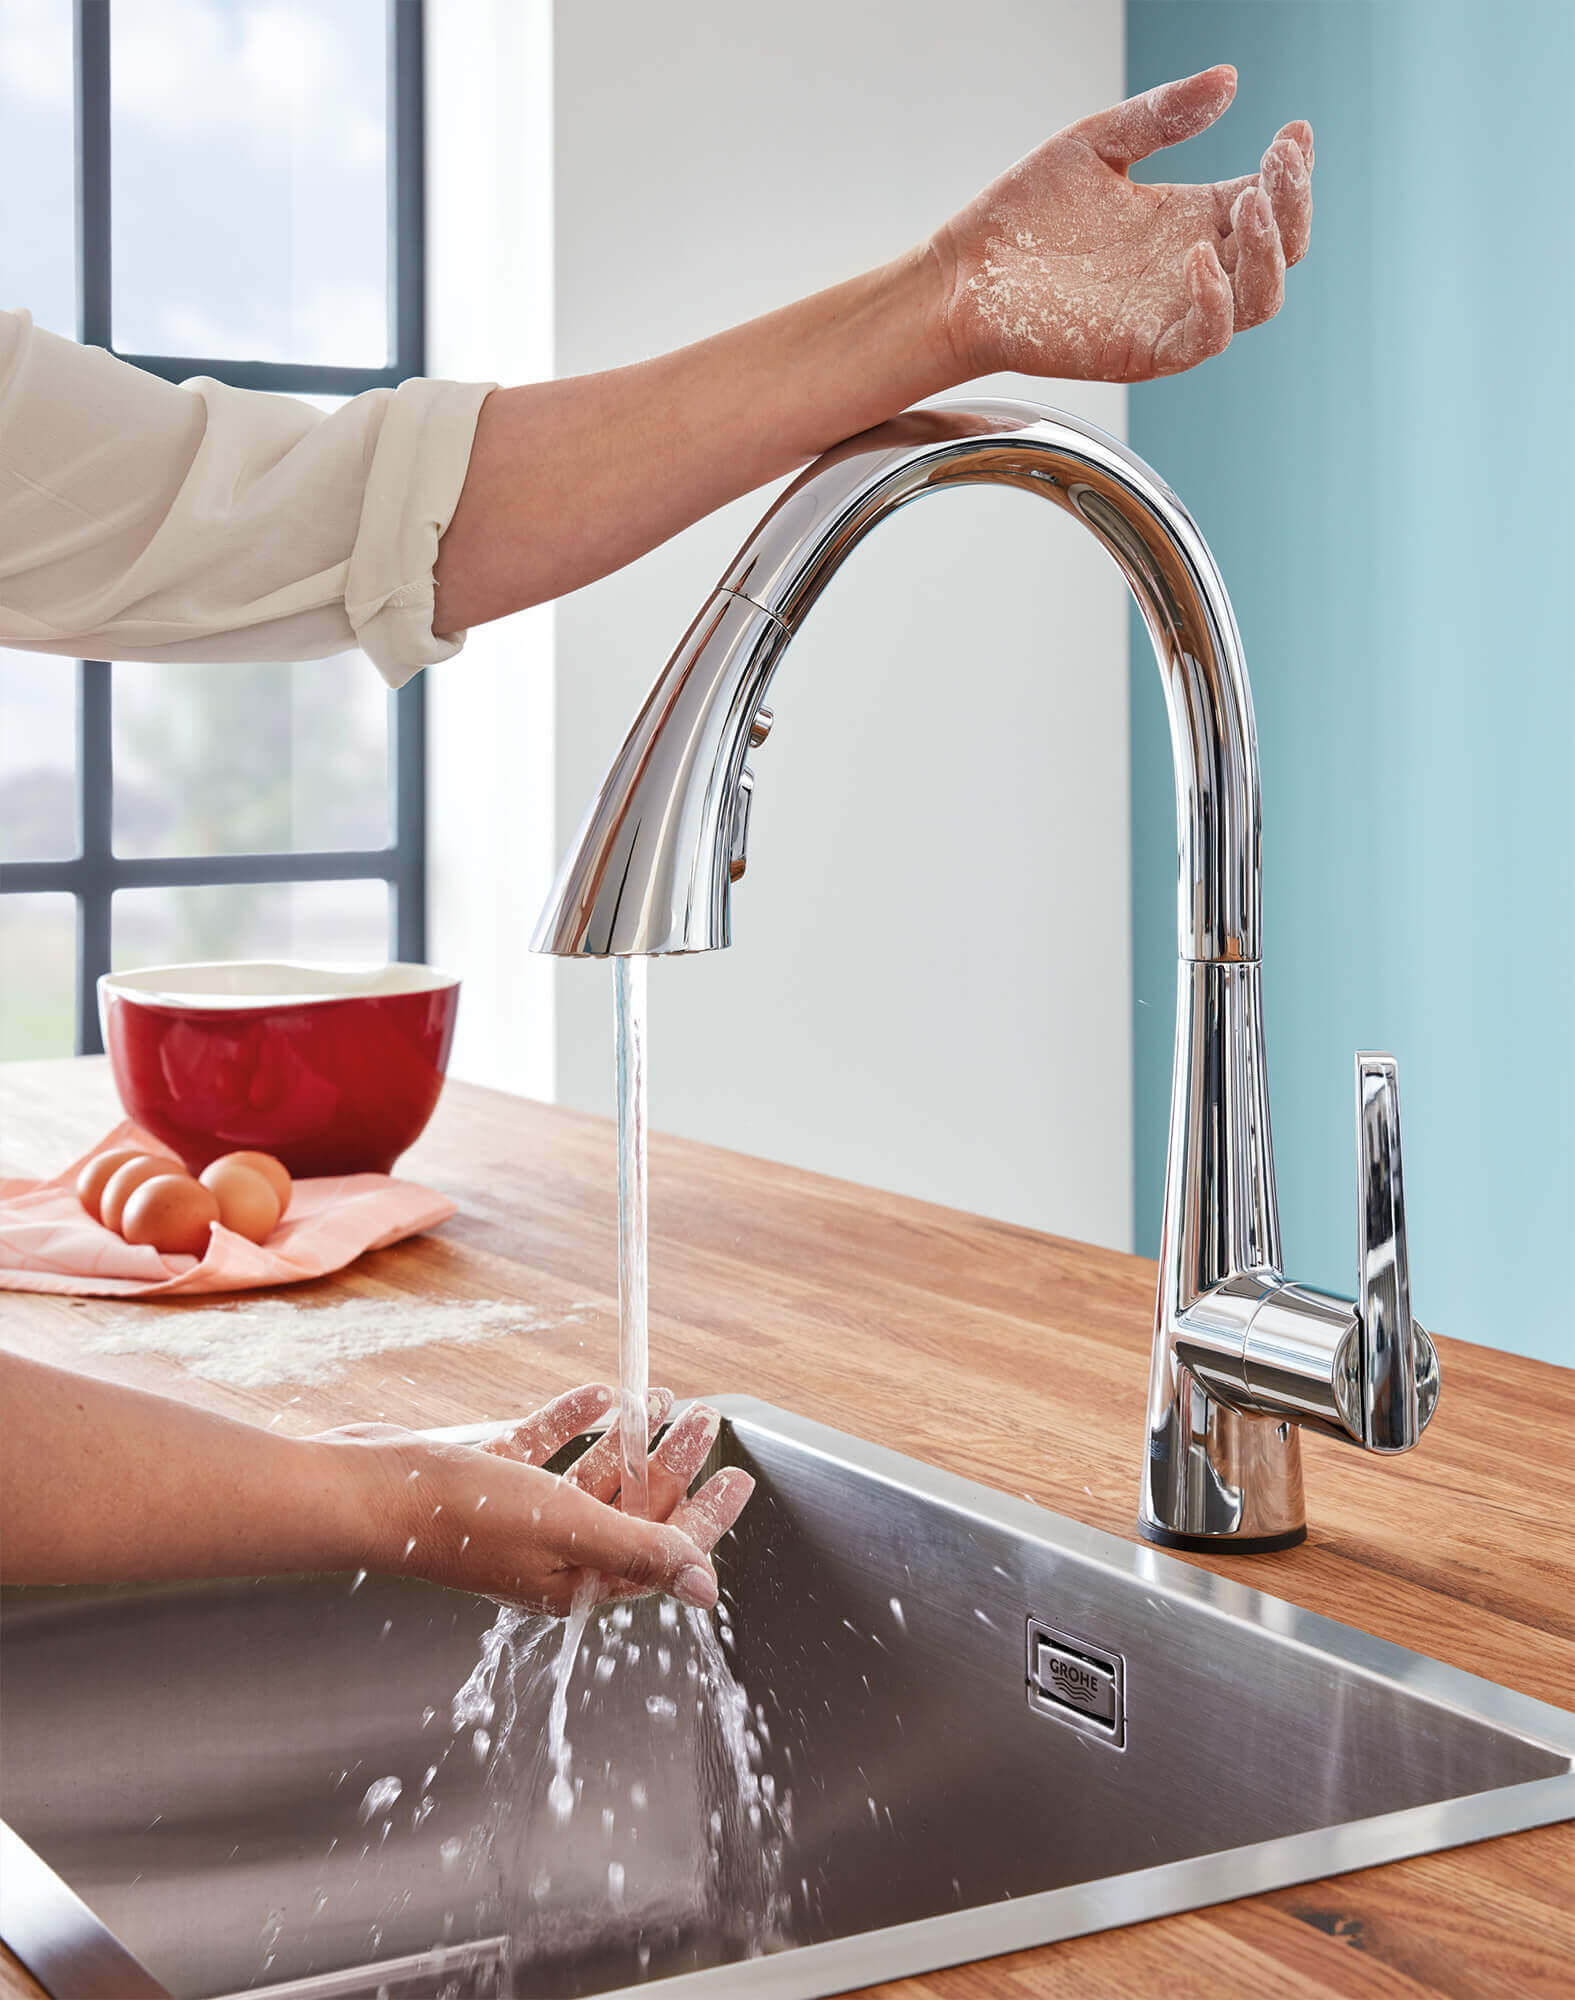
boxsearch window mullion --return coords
[74,660,112,1053]
[73,3,113,1053]
[73,0,111,350]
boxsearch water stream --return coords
[429,957,789,1984]
[614,955,650,1519]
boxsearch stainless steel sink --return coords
[4,1398,1572,1999]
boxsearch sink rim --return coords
[3,1392,1571,2000]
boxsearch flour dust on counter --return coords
[84,1295,594,1389]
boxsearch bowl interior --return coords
[100,961,459,1011]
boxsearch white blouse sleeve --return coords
[0,307,495,688]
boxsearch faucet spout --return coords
[533,399,1438,1550]
[532,401,1259,965]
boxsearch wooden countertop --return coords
[1,1059,1571,1997]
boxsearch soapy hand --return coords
[319,1383,753,1617]
[930,65,1312,382]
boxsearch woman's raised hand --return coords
[929,65,1313,383]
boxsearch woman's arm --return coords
[0,69,1308,683]
[0,1350,747,1613]
[433,66,1312,630]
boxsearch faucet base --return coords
[1138,1521,1307,1555]
[1139,1357,1308,1548]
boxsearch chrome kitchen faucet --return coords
[531,401,1439,1550]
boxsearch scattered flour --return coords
[85,1297,594,1389]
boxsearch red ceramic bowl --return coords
[99,961,461,1178]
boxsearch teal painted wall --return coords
[1126,1,1573,1367]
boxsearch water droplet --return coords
[608,1860,626,1904]
[644,1694,677,1720]
[349,1569,367,1594]
[357,1777,402,1824]
[630,1780,648,1809]
[472,1728,491,1761]
[594,1654,616,1683]
[889,1596,906,1632]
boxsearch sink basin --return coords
[3,1397,1572,1998]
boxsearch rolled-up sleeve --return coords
[0,307,495,687]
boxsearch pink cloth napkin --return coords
[0,1120,457,1299]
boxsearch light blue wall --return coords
[1126,1,1573,1367]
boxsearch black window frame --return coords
[1,0,428,1056]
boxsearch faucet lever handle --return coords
[1355,1052,1434,1450]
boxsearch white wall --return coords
[552,2,1135,1248]
[424,0,557,1101]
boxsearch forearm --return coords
[432,245,955,632]
[0,1350,374,1586]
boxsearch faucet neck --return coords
[532,401,1263,968]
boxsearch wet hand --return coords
[318,1383,753,1617]
[930,65,1312,382]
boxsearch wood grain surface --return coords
[1,1058,1570,1997]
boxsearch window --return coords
[0,0,427,1057]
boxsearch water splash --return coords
[544,1577,599,1821]
[443,1591,790,1991]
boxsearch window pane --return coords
[113,657,389,857]
[0,894,77,1059]
[113,879,389,970]
[0,0,76,340]
[1,656,78,861]
[110,0,389,365]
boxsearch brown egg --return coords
[199,1159,281,1244]
[100,1154,187,1234]
[121,1175,220,1257]
[208,1149,292,1216]
[76,1147,156,1222]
